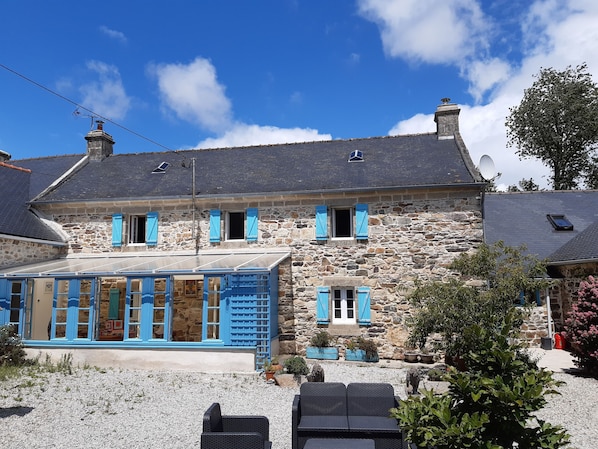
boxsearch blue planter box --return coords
[306,346,339,360]
[345,349,365,361]
[345,349,379,362]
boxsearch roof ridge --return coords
[0,160,32,173]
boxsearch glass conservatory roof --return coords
[0,250,290,278]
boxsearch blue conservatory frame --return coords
[0,251,287,369]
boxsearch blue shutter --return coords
[246,208,258,242]
[209,209,221,243]
[355,203,368,240]
[518,291,525,306]
[315,205,328,240]
[146,212,158,246]
[316,287,330,324]
[535,290,542,306]
[0,279,10,325]
[112,214,123,247]
[357,286,371,326]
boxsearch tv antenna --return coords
[72,108,98,130]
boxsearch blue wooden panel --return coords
[209,209,221,242]
[316,286,330,324]
[246,208,258,241]
[0,279,9,325]
[315,205,328,240]
[146,212,158,246]
[112,214,123,247]
[357,286,371,325]
[355,203,369,240]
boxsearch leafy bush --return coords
[407,242,550,357]
[564,275,598,374]
[425,368,445,381]
[0,324,28,367]
[310,330,332,348]
[392,311,570,449]
[284,356,309,375]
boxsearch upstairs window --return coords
[547,214,573,231]
[316,204,368,241]
[227,211,245,240]
[112,212,158,247]
[333,208,352,238]
[129,215,146,244]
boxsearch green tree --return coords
[506,63,598,190]
[407,242,551,357]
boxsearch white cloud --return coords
[79,61,131,120]
[150,57,233,133]
[196,123,331,149]
[382,0,598,190]
[99,25,127,44]
[357,0,489,64]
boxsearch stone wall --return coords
[0,237,66,268]
[36,187,483,359]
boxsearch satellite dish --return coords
[479,155,497,180]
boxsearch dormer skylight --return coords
[348,150,364,162]
[152,161,170,174]
[547,214,573,231]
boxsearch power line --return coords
[0,62,174,152]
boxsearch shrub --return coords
[0,324,28,367]
[310,331,332,348]
[564,275,598,374]
[284,356,309,375]
[392,311,570,449]
[357,337,378,360]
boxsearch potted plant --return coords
[357,336,379,362]
[306,330,339,360]
[345,338,362,361]
[262,356,283,380]
[419,347,435,364]
[403,342,419,363]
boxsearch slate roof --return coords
[31,133,481,203]
[548,220,598,264]
[13,154,86,198]
[484,191,598,261]
[0,163,65,242]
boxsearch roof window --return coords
[547,214,574,231]
[152,161,170,174]
[348,150,364,162]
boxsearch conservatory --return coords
[0,250,289,370]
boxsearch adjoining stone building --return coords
[0,100,486,371]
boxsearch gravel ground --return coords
[0,360,595,449]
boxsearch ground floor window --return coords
[332,288,356,324]
[316,285,371,326]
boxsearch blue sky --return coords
[1,0,597,190]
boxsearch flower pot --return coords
[419,353,434,364]
[306,346,339,360]
[345,348,365,361]
[345,349,379,362]
[404,352,419,363]
[265,371,275,381]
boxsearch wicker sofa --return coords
[292,382,403,449]
[201,402,272,449]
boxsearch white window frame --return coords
[128,215,146,245]
[332,287,356,324]
[332,207,353,239]
[226,211,245,241]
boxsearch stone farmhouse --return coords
[0,101,487,371]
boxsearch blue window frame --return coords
[125,277,170,341]
[51,279,96,341]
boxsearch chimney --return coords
[0,149,11,162]
[434,97,460,139]
[85,120,115,161]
